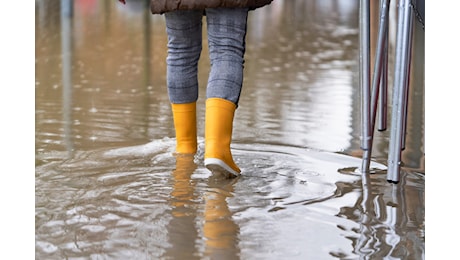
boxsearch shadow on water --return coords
[35,0,424,259]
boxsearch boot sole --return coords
[204,158,240,178]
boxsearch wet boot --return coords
[171,102,197,154]
[204,98,241,178]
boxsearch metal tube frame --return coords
[360,0,414,184]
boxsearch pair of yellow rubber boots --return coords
[171,98,240,177]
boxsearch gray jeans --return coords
[165,8,249,105]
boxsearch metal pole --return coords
[61,0,73,17]
[361,0,390,173]
[370,0,391,135]
[378,16,389,132]
[387,0,413,183]
[61,0,74,158]
[360,0,371,173]
[400,9,414,151]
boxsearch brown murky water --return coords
[35,0,424,259]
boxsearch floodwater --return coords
[35,0,425,259]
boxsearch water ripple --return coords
[35,139,425,259]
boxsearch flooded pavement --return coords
[35,0,424,259]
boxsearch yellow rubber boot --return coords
[204,98,241,177]
[171,102,197,154]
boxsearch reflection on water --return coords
[35,0,424,259]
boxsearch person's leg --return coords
[205,8,249,105]
[204,8,249,177]
[165,10,203,154]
